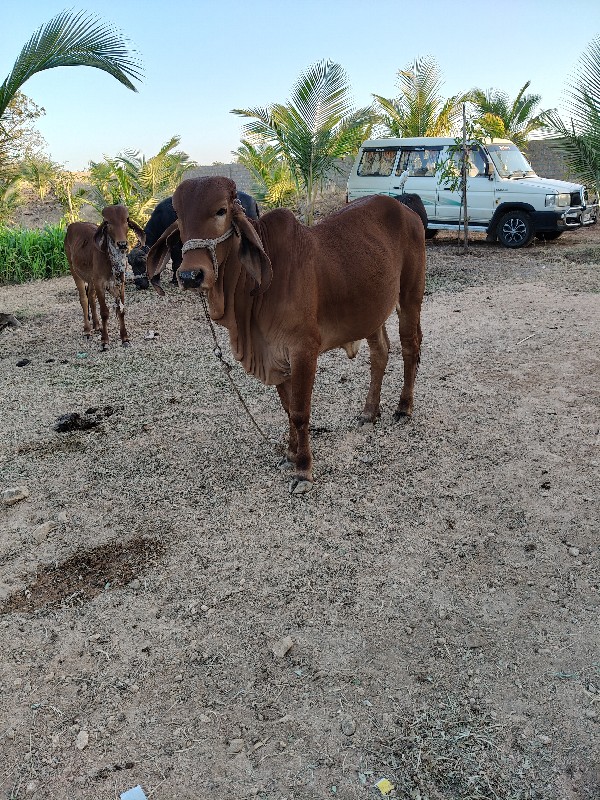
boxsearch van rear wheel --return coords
[497,210,534,248]
[425,229,438,240]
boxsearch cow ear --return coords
[93,221,107,251]
[128,218,146,246]
[233,206,272,295]
[146,220,180,296]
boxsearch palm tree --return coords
[233,140,297,208]
[545,36,600,195]
[468,82,552,151]
[0,9,142,120]
[19,155,59,200]
[232,59,373,224]
[88,136,197,226]
[373,57,468,137]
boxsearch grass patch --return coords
[366,695,551,799]
[0,225,69,284]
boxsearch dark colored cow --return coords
[129,192,260,289]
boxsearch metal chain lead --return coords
[199,292,271,443]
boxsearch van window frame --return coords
[395,146,444,178]
[356,147,400,177]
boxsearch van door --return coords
[436,146,495,224]
[391,146,442,218]
[350,146,400,199]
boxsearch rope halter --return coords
[181,227,235,282]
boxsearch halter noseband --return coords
[181,227,235,282]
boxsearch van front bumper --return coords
[533,204,598,232]
[559,202,598,229]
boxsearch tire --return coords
[536,231,563,241]
[425,229,438,240]
[496,210,534,248]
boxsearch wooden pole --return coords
[462,104,469,253]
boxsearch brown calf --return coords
[65,205,145,349]
[147,177,425,494]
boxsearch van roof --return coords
[359,137,514,148]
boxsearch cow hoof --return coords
[392,410,412,423]
[101,343,108,351]
[357,414,377,427]
[278,456,294,472]
[289,478,313,495]
[122,341,131,348]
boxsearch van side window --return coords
[357,148,398,177]
[450,146,487,177]
[396,148,440,177]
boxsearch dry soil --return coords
[0,221,599,800]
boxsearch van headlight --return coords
[545,192,570,207]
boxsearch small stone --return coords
[57,511,68,523]
[33,521,58,543]
[272,635,294,658]
[129,579,141,590]
[5,728,15,739]
[228,738,244,754]
[465,633,486,649]
[2,487,29,506]
[537,734,552,746]
[584,709,597,719]
[75,730,89,750]
[25,781,39,796]
[568,547,580,557]
[340,717,356,736]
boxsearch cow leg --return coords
[286,350,318,494]
[358,324,390,424]
[95,286,111,350]
[394,303,423,421]
[276,380,297,470]
[114,279,129,346]
[72,274,92,337]
[87,283,101,333]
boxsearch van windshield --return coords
[487,144,536,178]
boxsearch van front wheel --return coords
[497,210,534,248]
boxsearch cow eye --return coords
[216,207,227,217]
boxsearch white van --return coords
[347,137,598,248]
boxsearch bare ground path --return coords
[0,227,599,799]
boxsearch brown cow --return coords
[65,205,145,349]
[147,177,425,494]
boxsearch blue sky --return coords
[4,0,599,170]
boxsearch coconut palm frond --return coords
[0,10,142,118]
[373,57,463,137]
[232,60,373,223]
[545,36,600,192]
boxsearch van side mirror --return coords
[486,161,495,179]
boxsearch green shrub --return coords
[0,225,69,284]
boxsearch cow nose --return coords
[117,241,128,252]
[178,269,204,289]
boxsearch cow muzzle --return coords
[178,269,204,290]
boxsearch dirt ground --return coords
[0,219,599,800]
